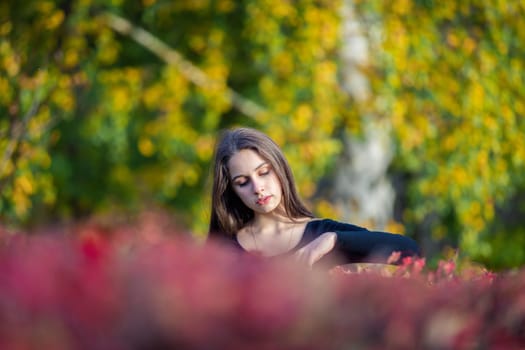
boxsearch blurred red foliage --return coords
[0,217,523,349]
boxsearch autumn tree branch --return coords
[103,12,268,120]
[0,95,44,190]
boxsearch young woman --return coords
[208,127,420,268]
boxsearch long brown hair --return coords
[208,127,313,237]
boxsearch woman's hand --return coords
[294,232,337,267]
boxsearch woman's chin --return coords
[253,203,280,214]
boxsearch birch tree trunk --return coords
[329,0,395,230]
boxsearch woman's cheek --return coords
[238,189,253,207]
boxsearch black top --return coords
[217,219,420,267]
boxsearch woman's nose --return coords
[252,178,264,194]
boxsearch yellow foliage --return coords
[484,201,494,221]
[111,165,133,186]
[39,174,56,205]
[314,61,337,84]
[12,190,31,217]
[463,37,477,55]
[271,1,295,18]
[291,104,313,133]
[500,105,514,125]
[33,149,51,169]
[36,1,54,14]
[0,157,14,178]
[45,10,64,30]
[267,128,286,148]
[174,0,209,11]
[475,150,488,170]
[0,76,13,104]
[468,84,484,111]
[111,87,130,112]
[0,21,12,36]
[138,137,155,157]
[446,32,460,48]
[142,0,156,7]
[183,166,199,186]
[314,199,338,219]
[64,49,79,68]
[96,30,120,65]
[2,51,20,77]
[15,174,34,195]
[195,139,213,161]
[271,52,294,77]
[275,100,292,115]
[28,107,50,139]
[143,84,164,109]
[216,0,235,13]
[51,88,75,112]
[482,115,498,133]
[385,220,406,235]
[393,0,412,15]
[208,29,225,47]
[163,66,189,105]
[361,0,525,264]
[58,75,71,88]
[189,35,206,53]
[203,64,228,85]
[435,2,457,20]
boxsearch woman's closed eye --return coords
[232,168,271,187]
[234,178,249,187]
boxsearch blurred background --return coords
[1,0,524,269]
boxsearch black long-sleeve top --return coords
[218,218,420,267]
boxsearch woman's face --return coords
[227,149,283,214]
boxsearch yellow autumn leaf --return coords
[15,175,34,195]
[138,137,155,157]
[45,10,64,30]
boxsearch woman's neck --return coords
[252,218,289,236]
[242,213,311,256]
[250,211,309,235]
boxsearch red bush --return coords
[0,222,523,349]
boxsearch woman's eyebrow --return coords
[231,162,269,181]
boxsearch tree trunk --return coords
[329,0,395,230]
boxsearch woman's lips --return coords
[256,195,272,205]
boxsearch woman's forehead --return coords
[227,149,269,175]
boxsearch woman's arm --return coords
[301,219,420,267]
[333,229,420,264]
[294,232,337,267]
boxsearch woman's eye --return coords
[260,169,270,176]
[236,180,248,187]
